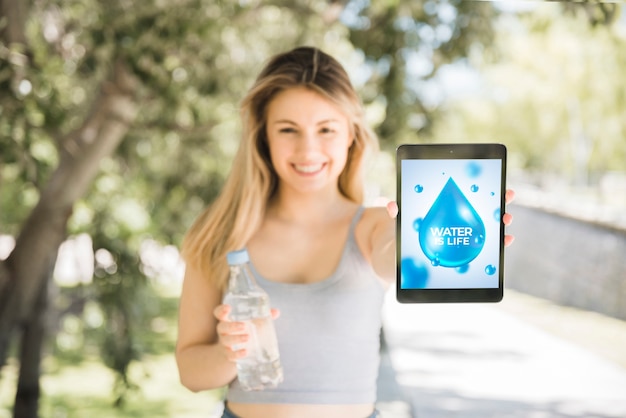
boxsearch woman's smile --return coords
[292,163,326,175]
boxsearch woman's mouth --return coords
[293,163,325,175]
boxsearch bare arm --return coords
[369,202,398,283]
[175,264,247,392]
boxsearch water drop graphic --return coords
[418,178,486,268]
[485,265,496,275]
[414,184,424,193]
[494,208,501,222]
[471,184,479,192]
[466,162,482,178]
[490,191,495,196]
[456,264,469,274]
[413,218,423,231]
[401,258,429,289]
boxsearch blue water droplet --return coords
[414,184,424,193]
[456,264,469,274]
[401,258,429,289]
[490,191,495,196]
[494,208,501,222]
[418,178,486,268]
[466,162,482,178]
[485,264,496,275]
[413,218,423,231]
[471,184,479,192]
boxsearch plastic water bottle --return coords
[223,249,283,391]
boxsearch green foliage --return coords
[430,2,626,183]
[345,0,498,146]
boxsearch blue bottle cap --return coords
[226,249,250,265]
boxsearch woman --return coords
[176,46,514,418]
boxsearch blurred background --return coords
[0,0,624,417]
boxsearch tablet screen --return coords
[396,143,507,303]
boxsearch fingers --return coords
[502,212,515,247]
[502,189,515,246]
[215,316,247,339]
[213,304,231,321]
[504,234,515,247]
[386,201,398,219]
[214,304,248,361]
[214,304,280,362]
[505,189,515,205]
[271,308,281,320]
[216,320,248,355]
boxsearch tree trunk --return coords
[0,204,70,369]
[0,57,138,388]
[13,266,51,418]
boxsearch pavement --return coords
[376,288,626,418]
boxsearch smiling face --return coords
[265,87,354,197]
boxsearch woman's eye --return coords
[279,127,296,134]
[320,127,335,134]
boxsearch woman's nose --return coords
[297,130,319,152]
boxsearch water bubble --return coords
[401,258,429,289]
[471,184,479,192]
[418,178,486,268]
[456,264,469,274]
[466,162,482,178]
[414,184,424,193]
[413,218,423,231]
[494,208,501,222]
[485,265,496,275]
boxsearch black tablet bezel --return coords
[396,143,507,303]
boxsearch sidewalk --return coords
[376,289,626,418]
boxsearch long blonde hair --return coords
[181,46,379,291]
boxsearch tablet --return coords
[396,143,507,303]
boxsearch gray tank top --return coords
[226,206,386,404]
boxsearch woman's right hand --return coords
[213,304,281,362]
[214,304,250,362]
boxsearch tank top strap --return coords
[348,206,365,239]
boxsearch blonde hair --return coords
[181,47,379,292]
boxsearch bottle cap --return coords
[226,249,250,265]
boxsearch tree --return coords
[345,0,498,147]
[429,1,626,182]
[1,0,140,414]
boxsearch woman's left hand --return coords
[502,189,515,247]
